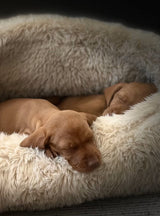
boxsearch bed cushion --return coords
[0,14,160,213]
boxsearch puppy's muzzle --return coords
[69,152,101,173]
[86,155,100,170]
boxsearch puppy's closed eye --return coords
[62,143,78,151]
[117,93,128,103]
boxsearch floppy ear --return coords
[80,112,97,126]
[20,127,48,149]
[104,83,126,106]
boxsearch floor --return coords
[2,193,160,216]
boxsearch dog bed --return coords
[0,14,160,213]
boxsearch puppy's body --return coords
[55,95,106,117]
[0,99,100,173]
[0,99,58,134]
[48,82,157,116]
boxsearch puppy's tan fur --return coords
[48,82,157,116]
[0,99,101,173]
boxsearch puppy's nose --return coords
[87,156,100,170]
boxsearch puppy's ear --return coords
[104,83,126,106]
[80,112,97,126]
[20,127,48,149]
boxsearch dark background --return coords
[0,1,160,33]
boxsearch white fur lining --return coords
[0,93,160,212]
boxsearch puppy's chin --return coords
[70,163,100,173]
[72,166,99,173]
[103,107,126,115]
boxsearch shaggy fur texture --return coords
[0,14,160,212]
[0,93,160,212]
[0,14,160,101]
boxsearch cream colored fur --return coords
[0,93,160,212]
[0,14,160,101]
[0,14,160,212]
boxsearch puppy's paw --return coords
[45,147,58,159]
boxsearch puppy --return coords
[0,99,101,173]
[47,82,157,116]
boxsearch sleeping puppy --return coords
[47,82,157,116]
[0,99,101,173]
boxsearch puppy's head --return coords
[20,110,101,173]
[47,110,101,173]
[103,82,157,115]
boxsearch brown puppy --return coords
[0,99,101,173]
[47,82,157,116]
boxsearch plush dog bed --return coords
[0,14,160,213]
